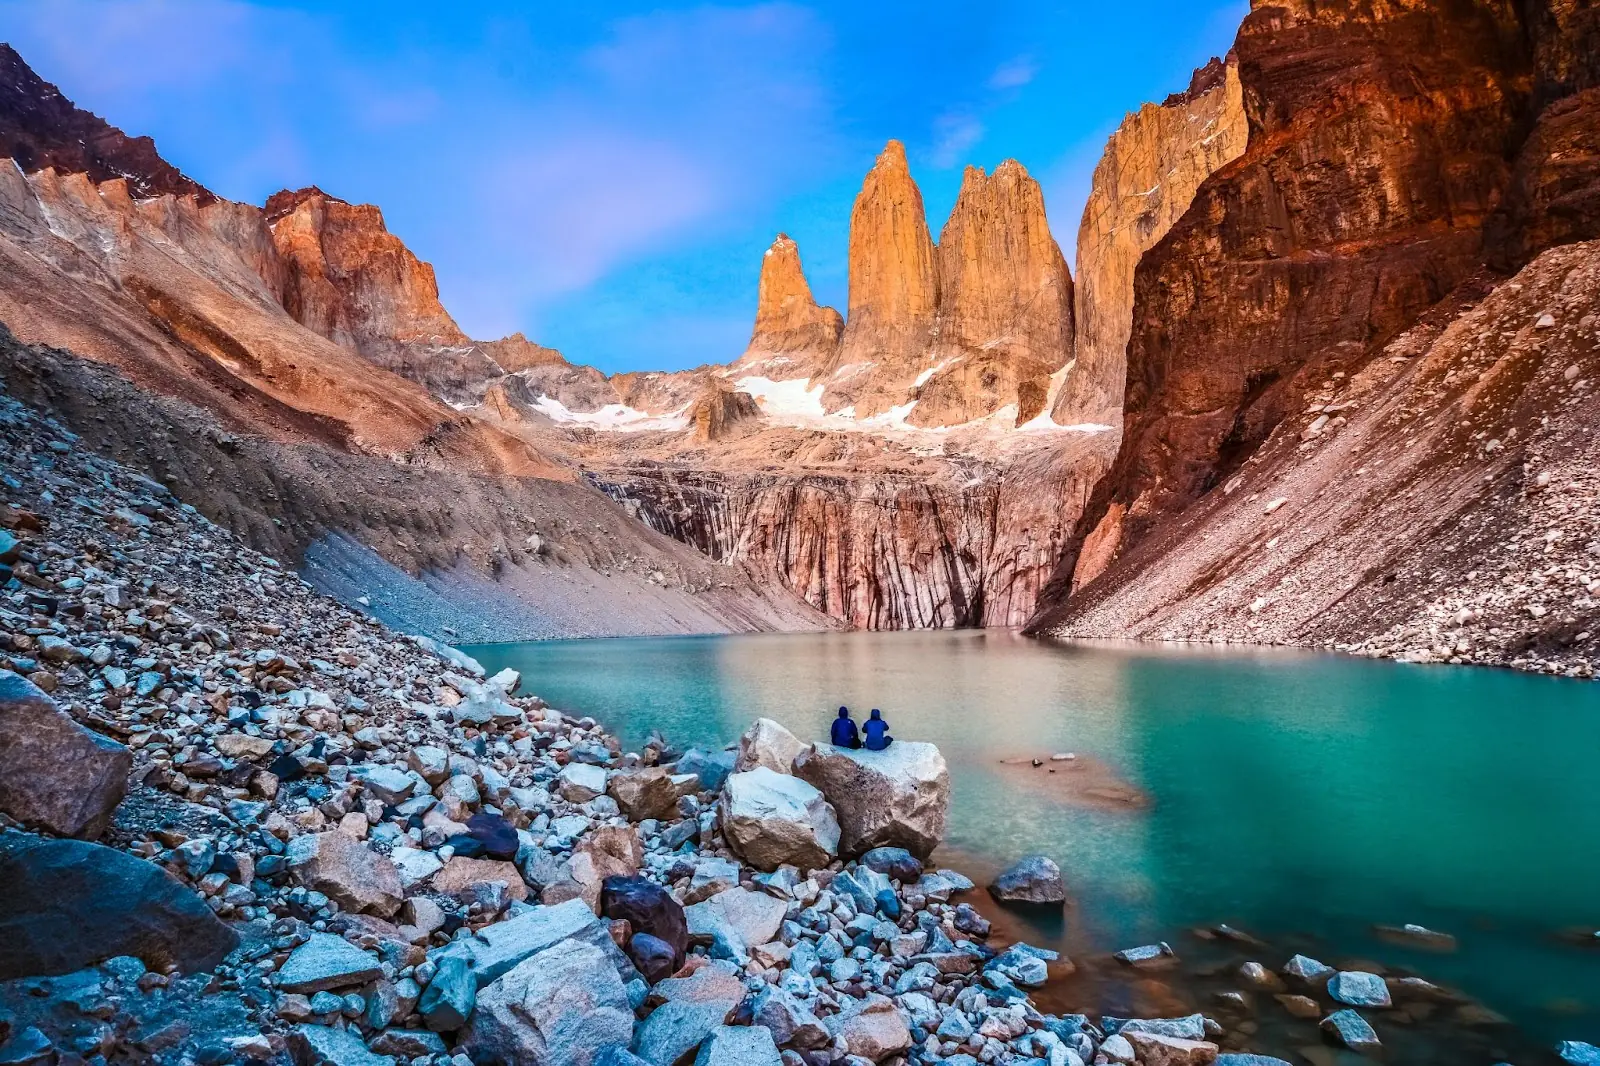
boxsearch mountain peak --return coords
[0,42,212,202]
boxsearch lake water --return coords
[458,630,1600,1060]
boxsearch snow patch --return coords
[733,376,827,419]
[532,394,690,432]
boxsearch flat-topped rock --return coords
[285,830,403,917]
[438,898,630,987]
[792,741,949,857]
[719,766,839,872]
[277,932,383,994]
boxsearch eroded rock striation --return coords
[831,140,941,416]
[1056,55,1247,428]
[919,160,1073,428]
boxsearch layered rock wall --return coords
[1055,56,1248,427]
[0,44,210,202]
[597,440,1110,629]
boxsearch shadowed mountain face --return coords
[0,43,210,203]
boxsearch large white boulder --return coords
[733,717,806,774]
[792,741,949,858]
[718,767,839,873]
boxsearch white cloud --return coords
[988,55,1038,90]
[930,111,985,169]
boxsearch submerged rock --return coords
[1328,970,1392,1008]
[0,670,131,839]
[793,741,949,857]
[988,854,1066,905]
[1320,1009,1381,1053]
[0,832,238,980]
[719,766,840,872]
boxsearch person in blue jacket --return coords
[863,708,894,751]
[830,706,861,749]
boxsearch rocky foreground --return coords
[2,377,1596,1066]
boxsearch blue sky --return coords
[2,1,1247,373]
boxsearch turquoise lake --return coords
[458,630,1600,1059]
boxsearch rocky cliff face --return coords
[1038,238,1600,677]
[596,436,1110,628]
[829,140,941,416]
[1056,56,1247,428]
[918,161,1073,428]
[1045,0,1531,596]
[735,233,842,380]
[0,43,210,202]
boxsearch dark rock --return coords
[0,831,238,980]
[859,847,922,883]
[601,875,688,967]
[467,812,520,860]
[627,932,678,985]
[0,670,131,839]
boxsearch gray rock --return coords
[438,898,632,987]
[418,955,476,1032]
[719,767,839,873]
[685,888,788,955]
[464,938,634,1066]
[633,995,737,1064]
[352,764,415,804]
[686,857,741,904]
[793,741,949,858]
[0,670,131,839]
[748,985,829,1049]
[734,717,806,774]
[918,869,974,902]
[676,748,736,792]
[290,1024,395,1066]
[277,933,384,994]
[859,846,922,883]
[285,831,403,918]
[988,854,1066,905]
[558,762,609,802]
[1117,1015,1206,1041]
[1113,942,1177,969]
[986,945,1052,988]
[0,831,238,980]
[1282,954,1334,983]
[693,1025,782,1066]
[368,1029,449,1058]
[823,994,911,1062]
[1320,1009,1381,1053]
[1123,1031,1219,1066]
[1328,971,1392,1008]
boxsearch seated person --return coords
[830,705,861,749]
[863,708,893,751]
